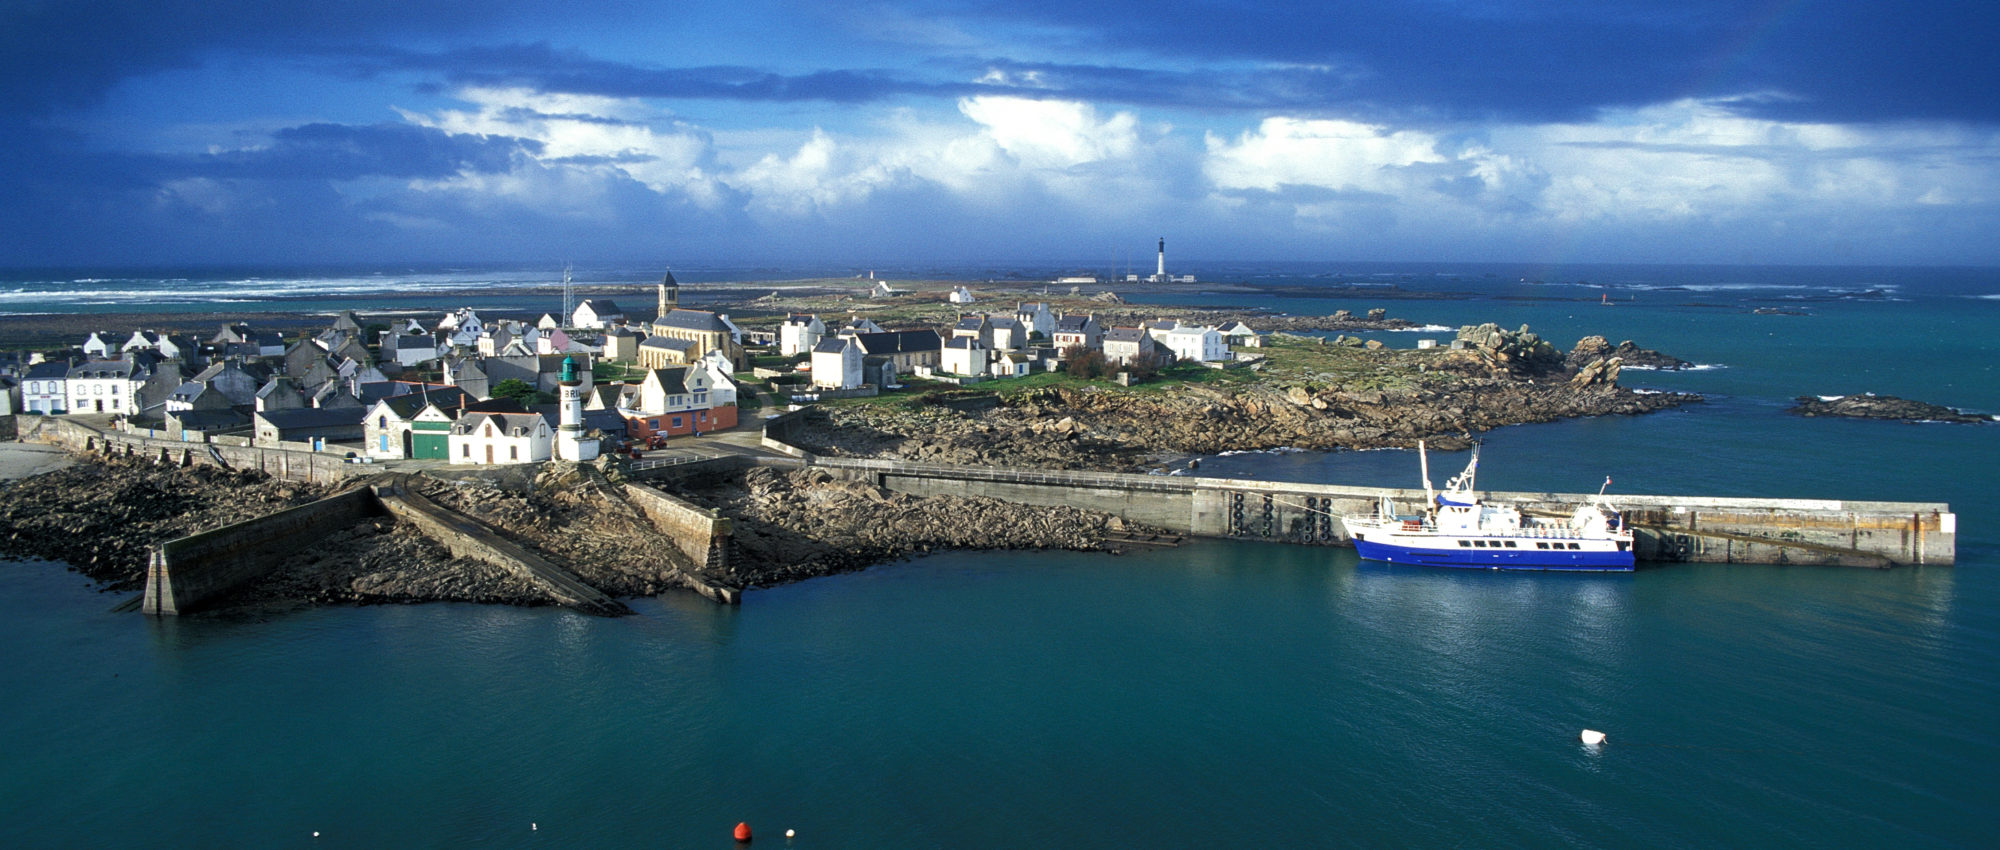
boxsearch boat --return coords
[1341,442,1635,571]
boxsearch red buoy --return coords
[734,822,753,842]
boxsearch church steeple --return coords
[657,269,680,319]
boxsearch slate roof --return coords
[953,316,989,331]
[645,367,691,395]
[258,407,365,430]
[1103,328,1148,344]
[169,409,251,430]
[851,330,943,355]
[812,337,854,354]
[68,359,134,379]
[578,298,624,315]
[639,336,695,352]
[1055,315,1095,332]
[944,336,981,350]
[452,411,547,436]
[659,270,679,287]
[989,317,1022,330]
[654,309,730,333]
[26,361,70,380]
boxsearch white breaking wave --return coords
[1385,324,1454,332]
[1214,447,1307,458]
[1817,395,1846,402]
[1622,363,1725,372]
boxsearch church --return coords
[637,270,746,370]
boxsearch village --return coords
[0,272,1270,466]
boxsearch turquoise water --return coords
[2,264,1996,847]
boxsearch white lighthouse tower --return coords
[555,354,598,462]
[1149,237,1169,283]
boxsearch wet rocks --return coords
[1566,336,1694,371]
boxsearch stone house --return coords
[1101,327,1158,366]
[254,406,366,446]
[1052,313,1104,351]
[1015,302,1055,339]
[851,330,943,373]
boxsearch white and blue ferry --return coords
[1341,442,1635,571]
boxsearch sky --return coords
[3,0,1997,269]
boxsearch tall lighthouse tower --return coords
[1151,237,1168,283]
[555,354,598,462]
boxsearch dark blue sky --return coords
[4,0,1996,267]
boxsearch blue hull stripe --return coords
[1352,538,1634,571]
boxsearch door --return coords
[485,444,493,464]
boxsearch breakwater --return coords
[752,406,1954,567]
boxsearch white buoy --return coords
[532,823,538,831]
[786,828,796,838]
[1580,729,1607,745]
[312,832,320,839]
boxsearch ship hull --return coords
[1350,534,1634,571]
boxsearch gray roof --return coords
[851,330,942,355]
[646,367,690,395]
[169,409,251,430]
[989,317,1022,330]
[25,361,70,380]
[68,359,134,379]
[654,309,729,333]
[953,316,988,330]
[1104,328,1148,344]
[659,270,679,287]
[1055,315,1095,332]
[944,336,981,350]
[812,338,854,354]
[579,299,623,315]
[452,411,547,435]
[639,336,695,352]
[258,407,365,430]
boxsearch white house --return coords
[1163,325,1227,363]
[779,313,825,356]
[449,412,552,465]
[699,350,740,408]
[837,316,886,336]
[989,351,1032,378]
[21,360,69,413]
[870,281,899,298]
[1218,320,1262,348]
[989,317,1027,351]
[941,336,986,376]
[572,299,626,330]
[811,336,864,390]
[82,333,113,358]
[65,359,139,414]
[948,286,976,305]
[1016,302,1055,338]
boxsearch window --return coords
[1536,542,1549,550]
[1457,540,1471,548]
[1503,541,1517,548]
[1568,543,1581,550]
[462,445,470,457]
[110,398,119,410]
[671,416,683,428]
[510,446,518,460]
[378,415,388,428]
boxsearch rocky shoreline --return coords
[792,326,1699,470]
[0,453,1156,612]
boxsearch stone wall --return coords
[144,487,382,614]
[622,482,740,603]
[805,456,1956,567]
[25,415,359,484]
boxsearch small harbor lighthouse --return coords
[555,354,598,462]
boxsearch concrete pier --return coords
[805,457,1954,567]
[143,487,383,615]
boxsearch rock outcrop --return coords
[1789,394,1992,424]
[1566,336,1695,371]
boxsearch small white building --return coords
[989,351,1032,379]
[699,350,740,408]
[811,336,864,390]
[1218,320,1261,348]
[572,299,626,330]
[948,286,976,305]
[779,313,825,356]
[82,333,113,358]
[449,412,552,465]
[21,361,69,414]
[941,336,986,376]
[1163,325,1227,363]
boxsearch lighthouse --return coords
[1156,237,1166,280]
[555,354,598,462]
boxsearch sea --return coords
[2,262,1996,848]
